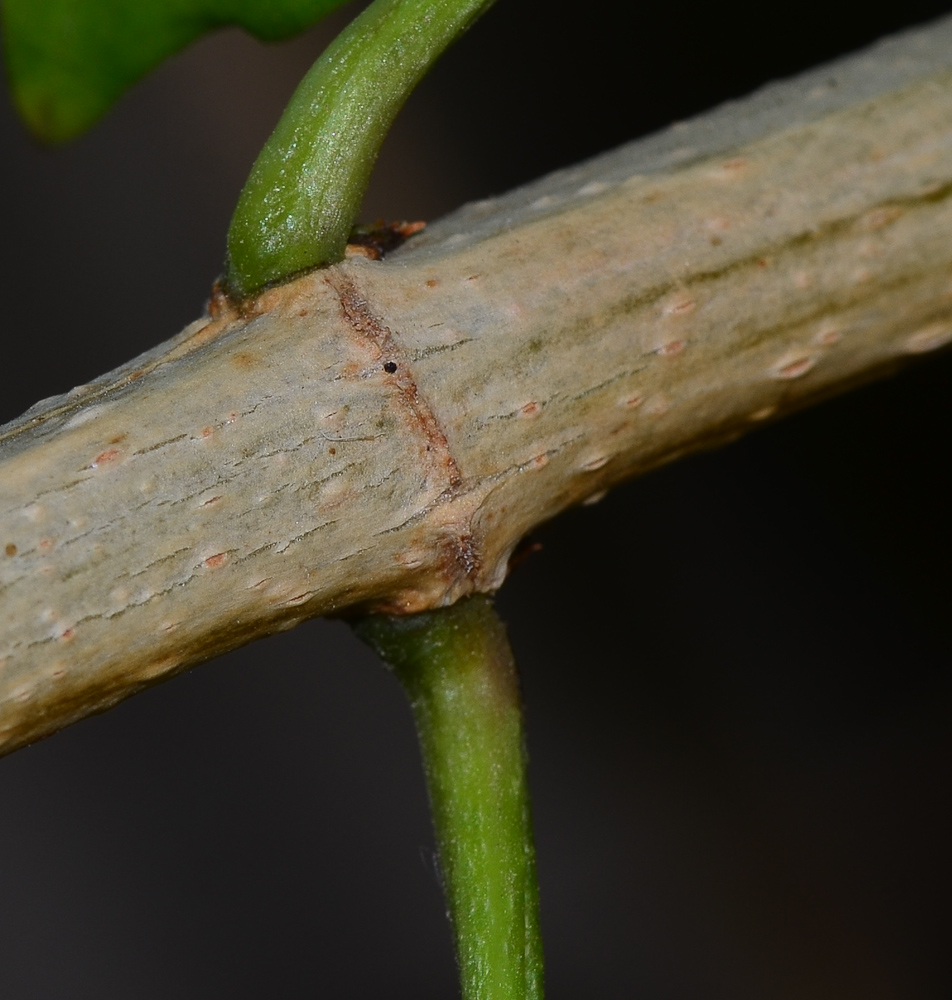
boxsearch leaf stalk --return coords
[226,0,496,297]
[355,596,544,1000]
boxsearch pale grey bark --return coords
[3,14,952,755]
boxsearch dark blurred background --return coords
[2,2,951,997]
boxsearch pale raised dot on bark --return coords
[794,271,813,289]
[661,294,696,317]
[771,354,818,380]
[815,324,842,346]
[904,322,952,354]
[22,504,44,523]
[395,550,426,569]
[644,394,671,416]
[65,403,112,429]
[711,157,749,180]
[577,181,610,197]
[579,454,610,472]
[619,393,644,409]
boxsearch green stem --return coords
[355,596,544,1000]
[226,0,496,298]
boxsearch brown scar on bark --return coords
[326,272,461,490]
[462,538,481,580]
[207,280,234,320]
[207,278,273,321]
[346,220,426,260]
[327,272,487,601]
[452,532,480,578]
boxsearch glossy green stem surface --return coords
[355,596,543,1000]
[226,0,495,297]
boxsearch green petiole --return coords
[355,596,544,1000]
[226,0,496,298]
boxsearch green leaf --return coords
[0,0,354,143]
